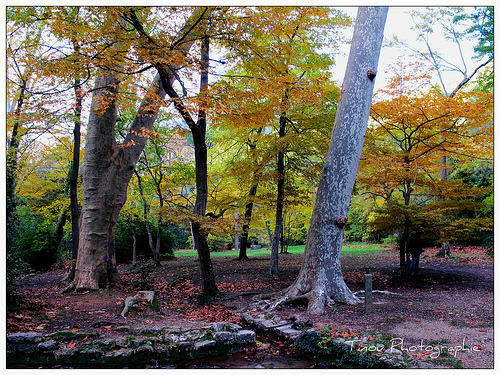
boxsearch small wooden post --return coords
[365,274,373,314]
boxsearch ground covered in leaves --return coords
[7,245,494,369]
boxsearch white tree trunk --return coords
[265,7,388,314]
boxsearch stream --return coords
[147,334,323,369]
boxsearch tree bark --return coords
[264,7,388,314]
[134,169,159,263]
[191,36,218,297]
[6,77,27,252]
[238,182,258,260]
[269,113,287,274]
[158,32,218,297]
[66,9,209,291]
[65,75,83,282]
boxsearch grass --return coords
[173,242,386,259]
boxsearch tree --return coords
[263,7,388,314]
[358,61,493,277]
[66,8,212,291]
[210,7,349,268]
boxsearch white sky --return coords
[331,6,490,94]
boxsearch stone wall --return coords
[7,322,255,368]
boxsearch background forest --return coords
[6,6,492,287]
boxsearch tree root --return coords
[353,290,403,297]
[256,281,361,315]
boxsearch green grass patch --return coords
[173,243,386,259]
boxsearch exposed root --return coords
[256,280,362,315]
[60,281,76,294]
[353,290,403,297]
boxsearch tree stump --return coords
[121,291,155,318]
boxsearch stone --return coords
[131,339,146,348]
[101,339,116,348]
[37,340,58,351]
[178,341,193,350]
[385,347,403,355]
[8,332,44,343]
[195,340,217,350]
[113,325,131,333]
[276,326,302,340]
[234,330,255,344]
[212,322,242,332]
[134,325,161,335]
[135,344,154,354]
[214,331,234,344]
[105,348,135,359]
[241,313,254,324]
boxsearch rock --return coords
[178,341,193,350]
[113,325,131,333]
[37,340,58,351]
[195,340,217,350]
[385,347,403,355]
[135,344,154,354]
[212,322,242,332]
[241,313,254,324]
[101,339,116,348]
[234,330,256,344]
[7,332,43,343]
[133,325,161,335]
[131,339,146,348]
[214,331,234,344]
[105,348,135,359]
[291,318,313,330]
[276,326,302,340]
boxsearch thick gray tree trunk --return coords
[66,9,209,291]
[266,7,388,314]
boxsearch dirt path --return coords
[7,246,493,369]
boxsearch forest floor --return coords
[7,245,494,369]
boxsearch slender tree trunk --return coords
[154,182,164,265]
[191,36,218,297]
[66,74,83,282]
[269,113,287,275]
[265,7,388,314]
[6,78,27,252]
[234,204,240,252]
[160,33,217,297]
[238,183,258,260]
[134,170,159,262]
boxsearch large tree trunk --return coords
[265,7,388,314]
[67,9,209,291]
